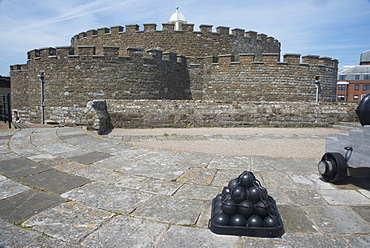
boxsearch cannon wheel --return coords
[318,152,348,183]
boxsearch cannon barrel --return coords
[356,93,370,126]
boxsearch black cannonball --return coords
[222,187,230,195]
[213,213,230,226]
[263,215,278,227]
[228,178,239,190]
[247,215,263,227]
[231,185,246,202]
[237,200,254,218]
[213,200,223,211]
[247,185,261,202]
[230,214,247,226]
[222,199,238,216]
[214,193,223,201]
[254,200,269,218]
[239,172,255,188]
[221,192,231,201]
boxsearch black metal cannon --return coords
[318,93,370,183]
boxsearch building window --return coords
[354,95,359,100]
[338,85,346,91]
[363,85,370,91]
[339,75,346,80]
[364,75,370,80]
[337,95,345,101]
[354,85,359,90]
[355,75,360,80]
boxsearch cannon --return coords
[318,93,370,183]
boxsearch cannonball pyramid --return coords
[209,171,284,237]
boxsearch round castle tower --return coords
[70,9,281,61]
[10,9,338,126]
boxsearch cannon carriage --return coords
[318,93,370,183]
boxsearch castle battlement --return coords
[203,53,338,68]
[10,17,339,126]
[24,46,185,66]
[71,23,280,56]
[70,23,280,48]
[10,64,27,71]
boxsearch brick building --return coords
[337,50,370,102]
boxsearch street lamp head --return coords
[314,75,320,85]
[38,72,45,83]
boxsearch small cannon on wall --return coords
[318,93,370,183]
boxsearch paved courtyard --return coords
[1,126,370,247]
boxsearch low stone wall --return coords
[106,100,358,128]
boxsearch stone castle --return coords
[10,9,356,129]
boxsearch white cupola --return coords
[168,7,187,31]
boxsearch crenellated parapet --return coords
[10,64,28,71]
[23,46,186,67]
[201,53,338,69]
[10,20,339,125]
[187,52,338,102]
[71,24,279,45]
[70,23,281,59]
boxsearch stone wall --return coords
[9,22,340,126]
[106,100,358,128]
[188,53,338,102]
[71,24,281,60]
[10,47,190,124]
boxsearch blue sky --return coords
[0,0,369,76]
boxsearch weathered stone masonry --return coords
[106,100,358,128]
[70,23,281,60]
[10,23,349,129]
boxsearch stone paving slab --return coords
[319,189,370,205]
[1,126,370,247]
[0,157,51,179]
[61,181,152,213]
[68,151,113,165]
[23,202,114,243]
[18,169,91,195]
[27,153,59,162]
[0,179,30,200]
[114,173,183,195]
[277,204,317,233]
[303,205,370,234]
[177,167,217,185]
[25,237,82,248]
[0,135,12,140]
[208,155,251,170]
[241,233,349,247]
[343,234,370,247]
[133,195,205,225]
[72,165,125,182]
[174,183,220,201]
[81,215,169,247]
[0,220,41,247]
[351,206,370,222]
[0,174,6,181]
[157,225,243,247]
[0,189,66,223]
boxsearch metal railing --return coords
[0,93,11,128]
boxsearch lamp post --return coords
[38,72,45,124]
[314,75,320,103]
